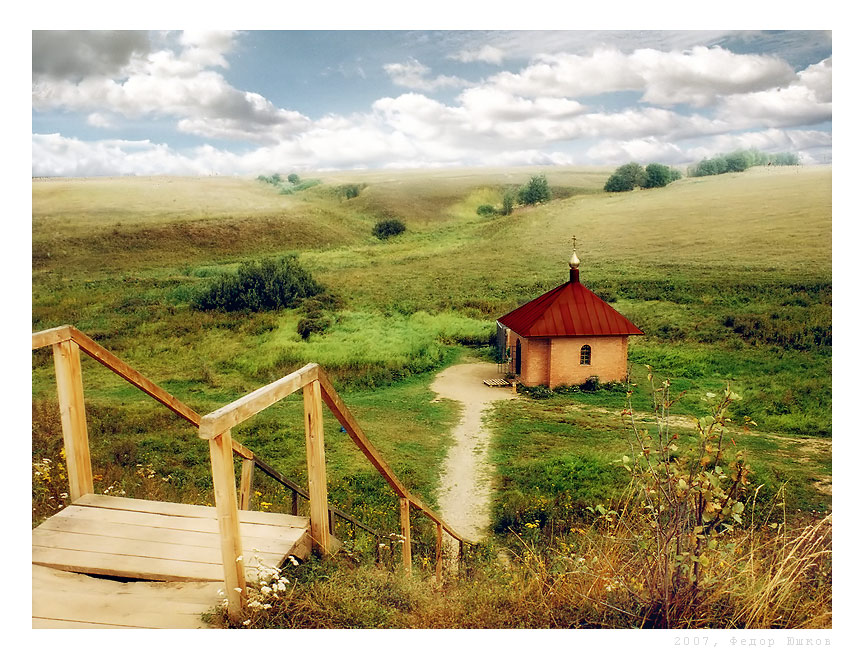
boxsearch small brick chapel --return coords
[496,245,643,388]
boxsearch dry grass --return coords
[205,510,831,629]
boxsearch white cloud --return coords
[32,32,311,143]
[32,133,214,177]
[587,138,687,164]
[179,30,238,69]
[718,58,832,127]
[86,112,116,129]
[485,46,796,107]
[449,45,505,65]
[383,58,471,91]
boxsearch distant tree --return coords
[725,152,749,172]
[604,162,646,192]
[343,184,361,199]
[691,156,729,177]
[517,174,551,205]
[772,152,800,166]
[257,173,281,185]
[643,163,676,188]
[373,218,406,239]
[287,173,301,185]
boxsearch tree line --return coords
[603,149,801,193]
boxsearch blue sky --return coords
[31,27,832,176]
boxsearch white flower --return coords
[242,620,251,626]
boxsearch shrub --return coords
[604,162,646,192]
[579,375,600,392]
[643,163,679,189]
[287,173,300,184]
[373,218,406,240]
[501,189,515,215]
[194,256,324,312]
[342,184,362,199]
[257,173,281,185]
[517,174,551,205]
[476,204,498,217]
[297,314,331,340]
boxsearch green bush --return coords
[297,314,332,340]
[643,163,680,189]
[194,256,324,312]
[373,218,406,240]
[604,162,646,192]
[476,204,498,217]
[501,189,515,215]
[517,175,551,205]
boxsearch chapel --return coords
[496,247,643,388]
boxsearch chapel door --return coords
[515,340,522,375]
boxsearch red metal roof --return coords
[498,275,643,338]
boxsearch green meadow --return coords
[32,165,831,547]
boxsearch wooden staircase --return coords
[32,326,471,628]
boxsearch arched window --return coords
[580,344,591,365]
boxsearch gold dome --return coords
[569,250,580,270]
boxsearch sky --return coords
[31,27,832,176]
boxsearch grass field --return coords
[32,165,831,546]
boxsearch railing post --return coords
[400,496,412,575]
[209,430,245,619]
[52,339,93,501]
[239,458,255,511]
[303,379,330,556]
[435,522,443,585]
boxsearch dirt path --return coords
[431,361,515,549]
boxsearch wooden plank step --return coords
[33,495,312,582]
[483,378,511,387]
[32,527,288,567]
[32,565,220,629]
[75,493,309,528]
[37,514,296,554]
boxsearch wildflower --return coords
[261,586,272,595]
[242,620,251,626]
[288,555,299,566]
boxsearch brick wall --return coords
[505,329,629,387]
[549,336,628,387]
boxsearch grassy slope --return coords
[32,166,831,537]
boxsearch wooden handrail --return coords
[316,369,469,543]
[33,326,255,459]
[198,363,319,440]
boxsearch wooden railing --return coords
[33,326,471,619]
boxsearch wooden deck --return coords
[32,494,313,628]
